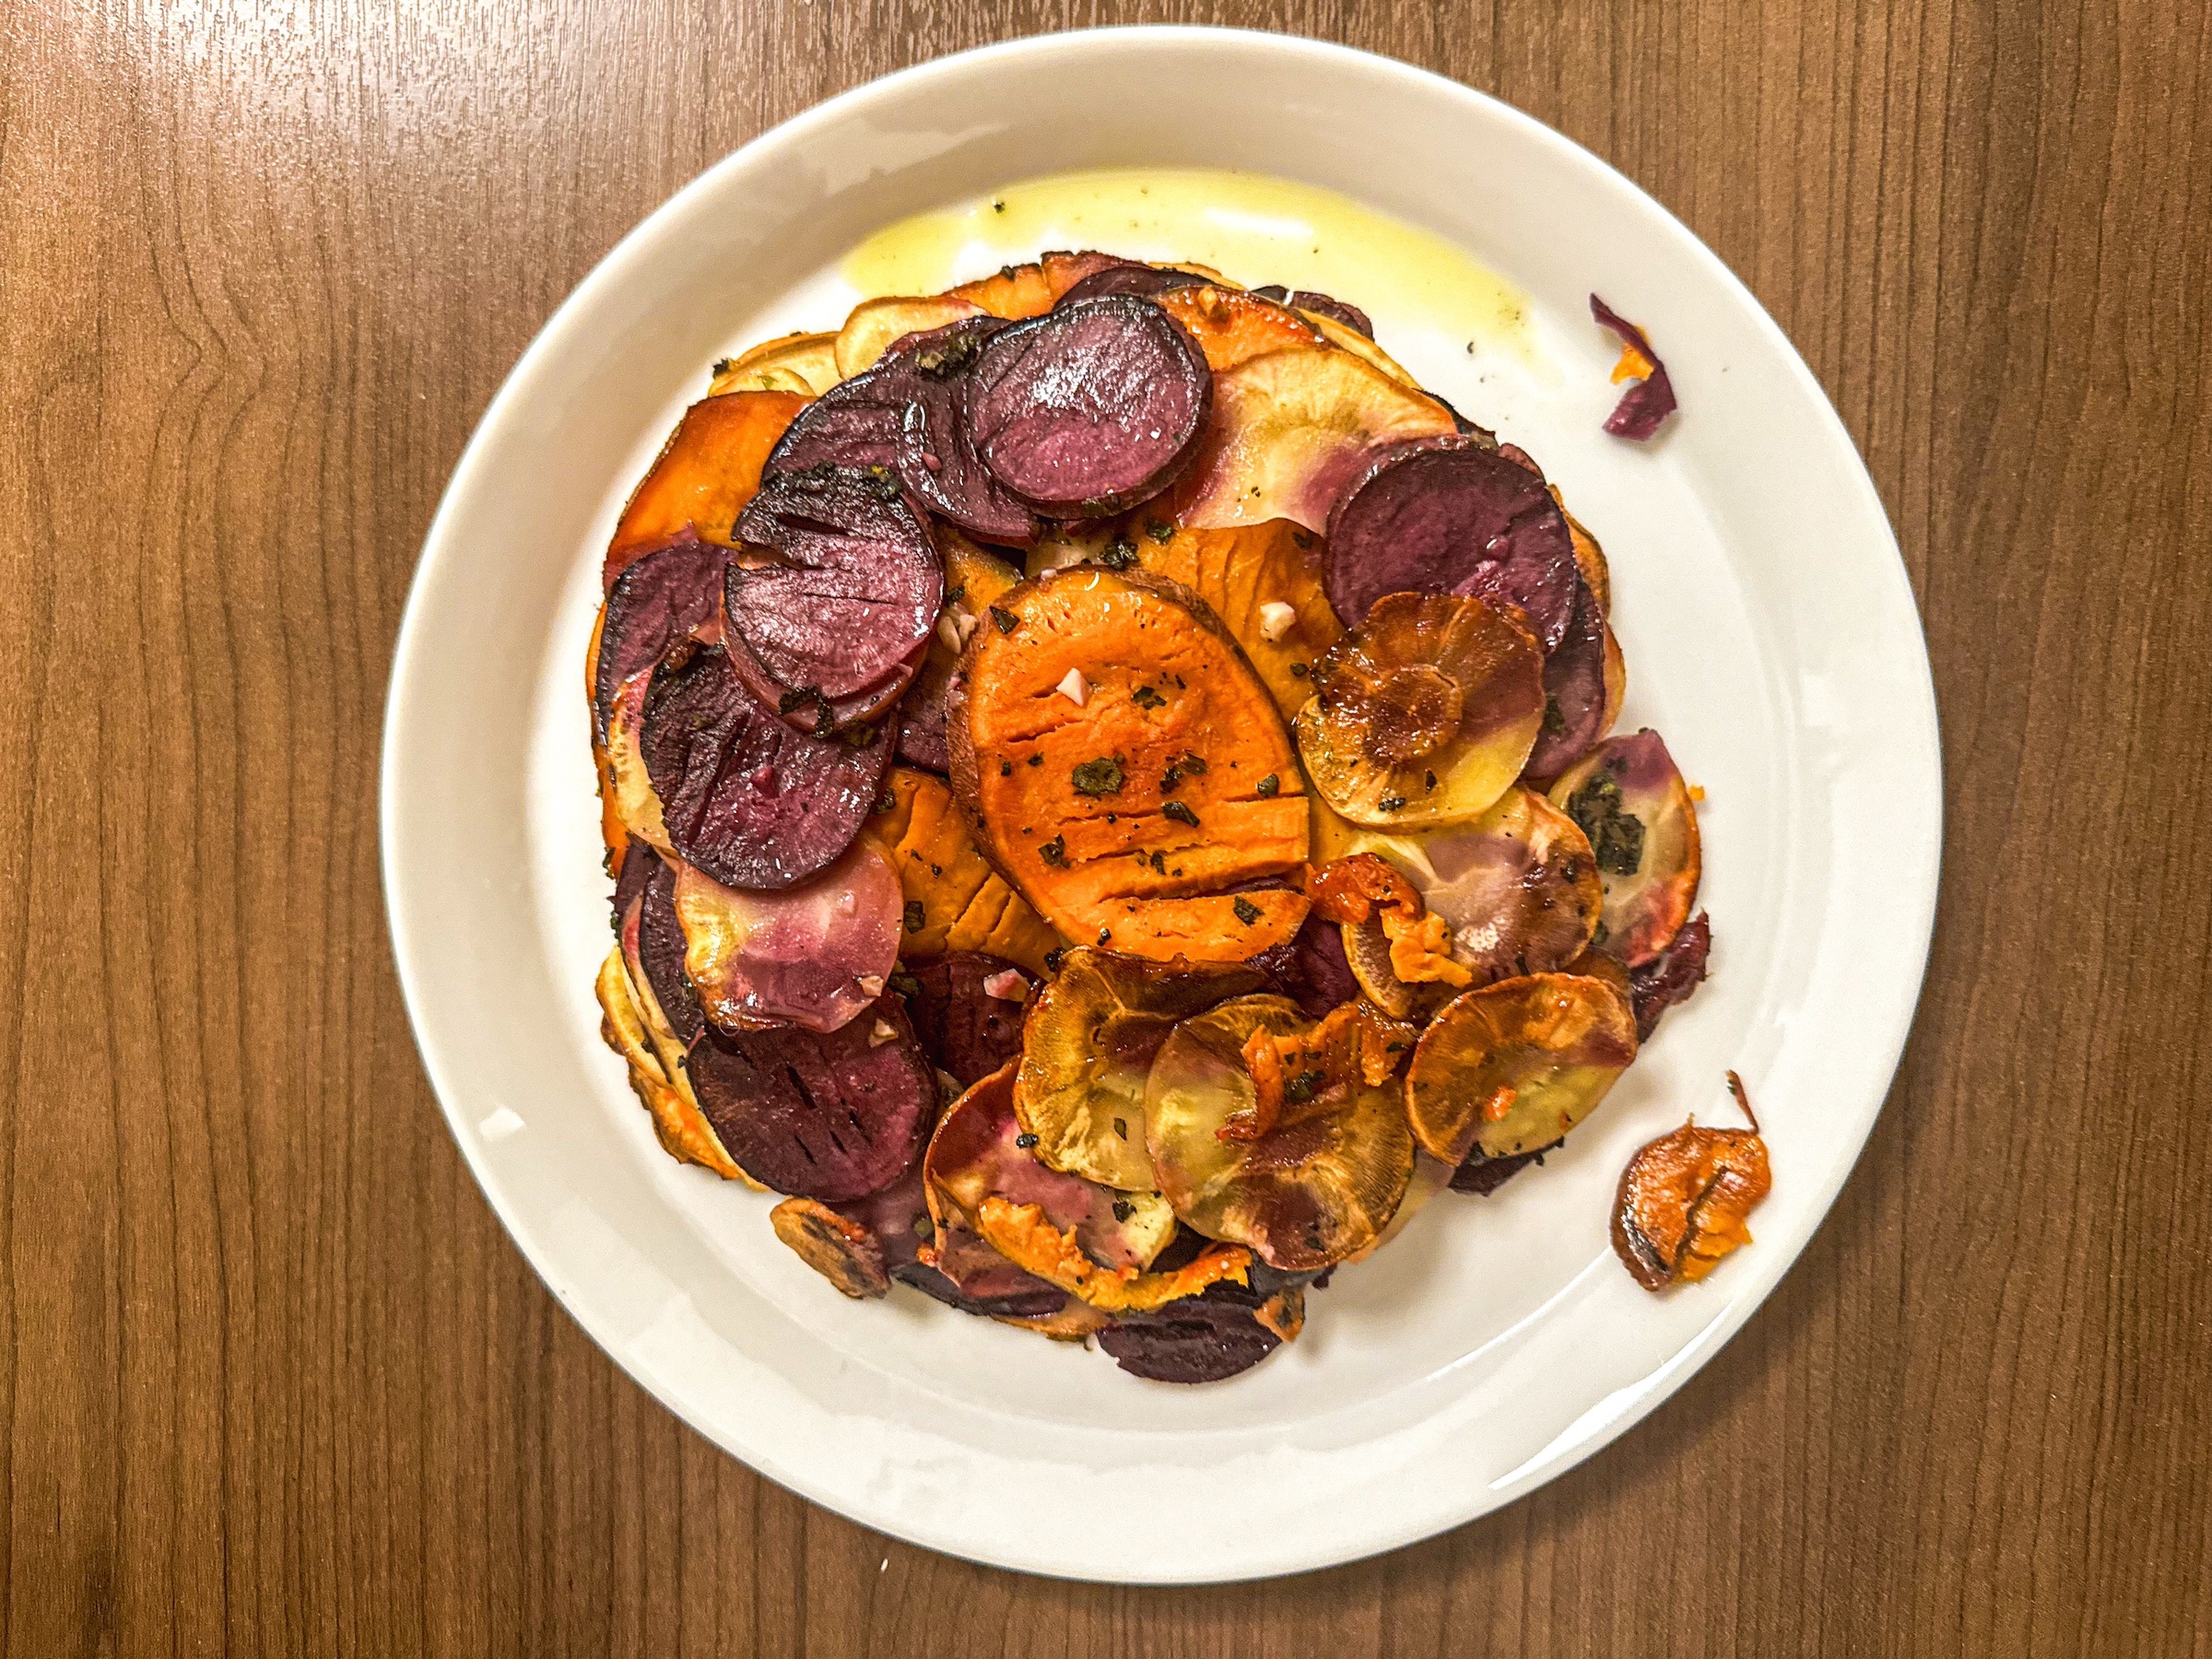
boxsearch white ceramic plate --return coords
[382,27,1940,1583]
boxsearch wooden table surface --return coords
[6,1,2209,1653]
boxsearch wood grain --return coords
[4,0,2208,1653]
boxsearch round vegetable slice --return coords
[832,292,984,379]
[769,1198,890,1298]
[1249,283,1374,337]
[1404,973,1639,1165]
[591,534,727,740]
[1149,285,1326,372]
[684,993,934,1202]
[1014,948,1266,1192]
[634,850,706,1045]
[1524,575,1626,782]
[1294,591,1545,830]
[605,390,807,588]
[1056,262,1208,303]
[640,644,895,891]
[1145,994,1415,1271]
[727,465,943,721]
[1547,729,1702,966]
[901,951,1038,1086]
[1093,1281,1290,1383]
[945,565,1312,960]
[968,295,1214,516]
[1131,517,1344,720]
[1174,346,1457,532]
[1324,435,1580,644]
[672,840,901,1034]
[709,331,841,397]
[1406,786,1603,982]
[893,531,1023,772]
[947,250,1125,319]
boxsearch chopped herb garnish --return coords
[1097,927,1111,944]
[1072,756,1126,795]
[1379,794,1407,812]
[1284,1069,1325,1104]
[1130,683,1166,709]
[1043,947,1068,973]
[1144,519,1174,543]
[1027,753,1042,767]
[1255,773,1280,797]
[1289,662,1309,678]
[999,760,1013,776]
[1097,535,1137,571]
[989,606,1020,634]
[1040,836,1067,867]
[913,331,984,379]
[1291,528,1315,548]
[944,582,966,606]
[873,787,897,814]
[1148,850,1167,874]
[1112,1197,1135,1222]
[1161,800,1199,828]
[1425,770,1438,791]
[1566,772,1647,876]
[887,970,923,998]
[913,1213,935,1241]
[1177,752,1207,775]
[1113,1117,1128,1140]
[1232,897,1262,925]
[902,900,926,933]
[1542,697,1568,737]
[712,356,735,377]
[836,719,875,747]
[1016,1133,1039,1149]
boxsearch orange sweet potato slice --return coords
[948,250,1124,318]
[945,566,1311,960]
[859,768,1064,977]
[605,390,807,587]
[1152,285,1325,371]
[1129,518,1344,720]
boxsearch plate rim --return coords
[381,22,1942,1582]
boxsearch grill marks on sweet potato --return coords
[946,567,1309,960]
[860,768,1062,976]
[1132,519,1342,720]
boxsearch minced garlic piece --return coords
[1055,668,1088,707]
[1258,600,1298,642]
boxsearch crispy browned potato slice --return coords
[1405,973,1639,1164]
[1014,948,1265,1191]
[1146,994,1415,1271]
[833,293,984,378]
[770,1198,890,1298]
[1174,346,1457,532]
[1152,285,1325,371]
[594,944,754,1184]
[1296,593,1546,830]
[710,332,841,396]
[1612,1073,1771,1289]
[1547,730,1701,966]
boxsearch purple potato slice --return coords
[1324,435,1579,646]
[1449,1139,1563,1194]
[727,465,943,714]
[592,533,727,740]
[900,951,1038,1086]
[640,644,894,890]
[1628,911,1712,1040]
[1056,263,1208,303]
[1095,1277,1288,1383]
[1247,907,1360,1018]
[1524,575,1612,780]
[683,993,934,1202]
[635,850,706,1044]
[968,295,1214,516]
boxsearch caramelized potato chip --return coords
[1612,1072,1771,1289]
[1146,994,1415,1271]
[771,1198,890,1299]
[1414,787,1603,982]
[1014,948,1265,1190]
[1547,730,1701,966]
[710,332,841,397]
[1174,347,1457,532]
[594,944,752,1184]
[1405,973,1639,1164]
[1296,593,1545,830]
[1152,285,1326,371]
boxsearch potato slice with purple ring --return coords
[1295,592,1546,830]
[925,1064,1179,1277]
[1145,994,1415,1272]
[1546,729,1702,967]
[1013,949,1266,1192]
[832,293,985,378]
[710,331,841,397]
[1406,973,1640,1165]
